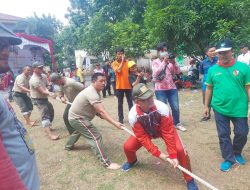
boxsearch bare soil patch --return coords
[11,89,250,190]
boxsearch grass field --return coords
[11,89,250,190]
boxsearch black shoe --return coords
[200,117,210,122]
[119,119,124,124]
[65,146,73,151]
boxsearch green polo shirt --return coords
[206,61,250,117]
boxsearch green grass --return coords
[11,89,250,190]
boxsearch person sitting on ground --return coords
[122,83,199,190]
[66,73,123,169]
[13,66,36,126]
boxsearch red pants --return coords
[123,131,193,182]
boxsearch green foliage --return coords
[78,12,114,56]
[68,0,147,58]
[25,14,63,68]
[144,0,250,55]
[110,18,148,58]
[26,0,250,67]
[54,26,78,68]
[26,13,62,40]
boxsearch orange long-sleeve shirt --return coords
[111,60,131,90]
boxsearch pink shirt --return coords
[152,58,180,90]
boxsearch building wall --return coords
[8,46,44,76]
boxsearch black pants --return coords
[102,80,111,97]
[116,89,133,121]
[111,81,116,96]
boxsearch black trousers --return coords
[116,89,133,121]
[102,79,111,97]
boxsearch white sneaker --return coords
[175,123,187,132]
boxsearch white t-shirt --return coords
[237,51,250,66]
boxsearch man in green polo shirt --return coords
[204,39,250,172]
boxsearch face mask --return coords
[0,64,10,74]
[159,52,168,58]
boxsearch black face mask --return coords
[0,64,10,74]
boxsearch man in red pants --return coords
[122,83,199,190]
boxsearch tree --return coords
[110,18,148,58]
[25,14,63,68]
[26,13,62,40]
[144,0,250,55]
[65,0,147,58]
[54,26,78,68]
[77,12,114,57]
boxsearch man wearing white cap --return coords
[204,39,250,172]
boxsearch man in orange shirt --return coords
[111,48,133,123]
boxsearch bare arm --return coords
[204,85,213,117]
[36,86,56,98]
[113,61,125,73]
[246,85,250,124]
[246,85,250,102]
[18,85,30,93]
[132,75,142,87]
[93,103,123,129]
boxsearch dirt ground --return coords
[11,88,250,190]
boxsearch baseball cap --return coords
[215,39,233,53]
[128,61,136,68]
[32,61,44,68]
[50,73,61,83]
[132,83,154,100]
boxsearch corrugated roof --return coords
[0,13,24,22]
[0,23,22,45]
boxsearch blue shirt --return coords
[200,56,218,90]
[0,96,40,189]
